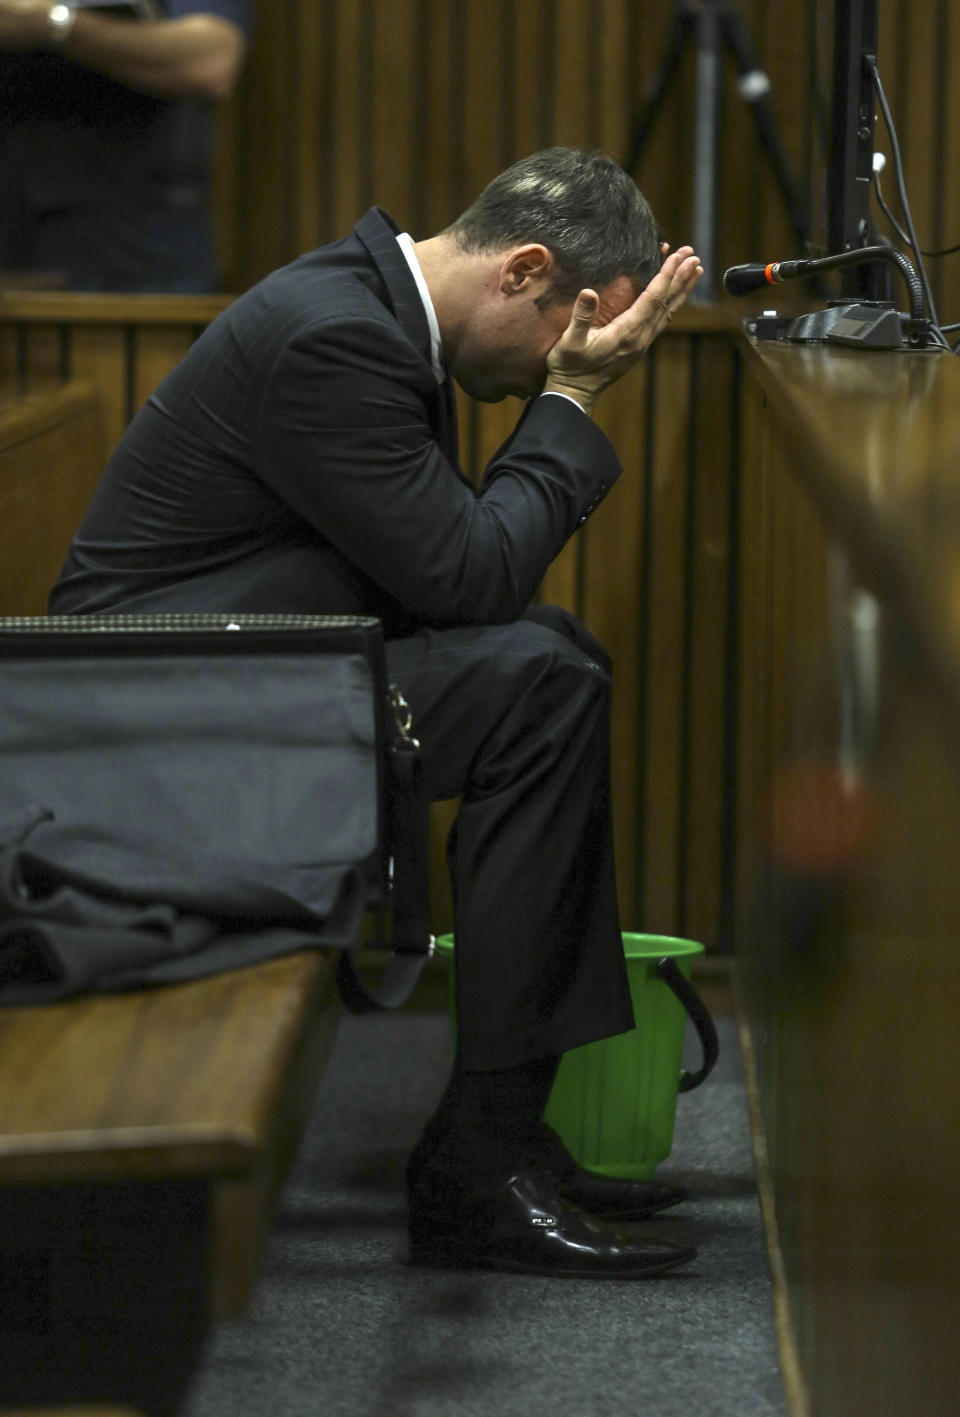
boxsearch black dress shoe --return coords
[534,1123,688,1221]
[408,1167,696,1278]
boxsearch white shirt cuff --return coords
[539,391,587,414]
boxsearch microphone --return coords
[723,247,926,324]
[722,260,810,296]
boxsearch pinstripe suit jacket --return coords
[49,208,621,633]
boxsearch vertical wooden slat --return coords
[596,0,631,157]
[68,327,130,453]
[539,525,582,614]
[132,329,199,416]
[754,0,813,262]
[472,400,524,476]
[734,377,771,928]
[551,0,593,145]
[536,0,558,149]
[371,0,418,230]
[891,4,939,306]
[640,332,692,932]
[0,325,19,394]
[292,0,325,254]
[683,334,735,945]
[328,0,365,239]
[510,0,544,161]
[20,325,62,392]
[462,0,511,201]
[582,370,650,924]
[628,2,694,251]
[421,0,456,233]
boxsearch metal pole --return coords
[691,1,723,300]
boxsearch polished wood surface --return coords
[736,335,960,1417]
[739,337,960,703]
[0,952,338,1187]
[0,952,341,1409]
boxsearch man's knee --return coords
[521,604,612,679]
[487,615,612,740]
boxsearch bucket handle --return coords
[655,957,720,1093]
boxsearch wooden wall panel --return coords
[0,298,228,424]
[638,337,692,933]
[581,374,649,919]
[0,383,105,615]
[683,335,737,944]
[220,0,960,323]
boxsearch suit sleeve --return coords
[256,312,620,626]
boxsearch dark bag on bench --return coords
[0,614,431,1007]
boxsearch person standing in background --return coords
[0,1,253,292]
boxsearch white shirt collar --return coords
[395,232,445,383]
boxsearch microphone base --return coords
[746,300,939,351]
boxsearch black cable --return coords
[873,170,960,257]
[867,59,940,330]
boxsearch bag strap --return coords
[336,686,435,1012]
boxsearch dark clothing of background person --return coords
[0,0,252,293]
[49,204,636,1073]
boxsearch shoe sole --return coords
[407,1246,696,1278]
[572,1200,684,1222]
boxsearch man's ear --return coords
[499,244,554,296]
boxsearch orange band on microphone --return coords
[764,263,778,285]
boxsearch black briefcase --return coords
[0,614,430,1007]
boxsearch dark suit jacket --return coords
[49,208,622,631]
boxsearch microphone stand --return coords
[734,246,941,350]
[624,0,808,302]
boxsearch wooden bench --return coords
[0,383,346,1414]
[0,953,342,1415]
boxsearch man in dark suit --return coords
[50,147,703,1278]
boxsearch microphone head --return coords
[723,263,774,296]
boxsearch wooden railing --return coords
[0,293,230,452]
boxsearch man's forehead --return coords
[595,275,638,325]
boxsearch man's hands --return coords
[543,244,703,415]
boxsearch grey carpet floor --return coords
[183,1006,788,1417]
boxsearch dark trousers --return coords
[386,606,634,1072]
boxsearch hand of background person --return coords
[0,0,49,49]
[0,2,247,99]
[543,244,703,415]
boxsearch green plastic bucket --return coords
[434,932,719,1180]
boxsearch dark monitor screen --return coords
[806,0,883,297]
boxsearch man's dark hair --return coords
[447,147,660,306]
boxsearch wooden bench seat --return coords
[0,951,342,1415]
